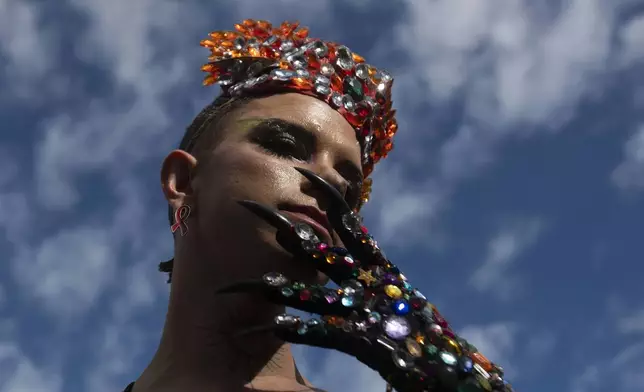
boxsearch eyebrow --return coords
[246,117,363,183]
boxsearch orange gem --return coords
[279,59,290,69]
[352,52,365,63]
[294,27,309,39]
[293,77,312,89]
[223,31,237,39]
[220,40,233,48]
[234,23,248,34]
[471,352,493,372]
[200,39,216,47]
[209,31,224,39]
[242,19,255,26]
[257,20,272,30]
[386,122,398,137]
[203,75,217,86]
[248,47,261,57]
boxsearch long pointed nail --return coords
[237,200,293,232]
[293,167,351,212]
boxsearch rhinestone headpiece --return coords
[200,19,398,209]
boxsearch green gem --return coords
[281,287,294,297]
[425,344,438,356]
[343,77,363,100]
[293,282,305,290]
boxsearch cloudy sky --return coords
[1,0,643,391]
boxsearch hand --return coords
[219,167,513,392]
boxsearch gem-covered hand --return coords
[219,167,513,392]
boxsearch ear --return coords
[161,149,198,210]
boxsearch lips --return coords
[279,206,334,245]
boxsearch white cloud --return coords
[0,342,62,392]
[470,217,543,300]
[612,125,644,192]
[618,14,644,65]
[619,308,644,334]
[459,323,516,367]
[11,227,114,318]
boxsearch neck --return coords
[135,279,310,392]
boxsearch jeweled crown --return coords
[200,19,398,209]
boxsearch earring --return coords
[171,205,191,236]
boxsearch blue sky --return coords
[1,0,643,391]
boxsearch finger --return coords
[217,273,367,317]
[237,199,362,284]
[293,167,386,267]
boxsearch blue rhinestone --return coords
[393,300,410,315]
[403,281,413,291]
[341,296,355,307]
[461,357,473,372]
[330,247,348,255]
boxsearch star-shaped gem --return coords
[357,268,377,286]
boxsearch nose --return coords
[300,163,349,203]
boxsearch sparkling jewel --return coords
[343,255,355,265]
[299,289,311,301]
[314,83,330,95]
[331,92,343,107]
[384,284,403,299]
[413,289,427,300]
[367,311,381,324]
[409,297,425,310]
[294,222,317,241]
[341,280,364,297]
[424,344,438,356]
[357,268,377,286]
[317,242,328,251]
[343,77,364,100]
[405,338,423,357]
[263,272,288,287]
[297,324,308,335]
[376,336,397,351]
[421,303,434,321]
[355,63,369,79]
[392,300,410,315]
[325,253,338,264]
[383,316,411,340]
[314,74,330,85]
[281,287,294,297]
[461,357,474,373]
[440,351,458,366]
[429,323,443,335]
[319,62,334,76]
[296,69,310,78]
[341,94,356,112]
[392,350,414,369]
[310,40,328,57]
[275,314,299,326]
[335,46,354,70]
[341,296,355,307]
[271,69,296,81]
[341,211,362,232]
[324,292,339,304]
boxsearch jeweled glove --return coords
[220,167,513,392]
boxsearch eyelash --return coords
[256,126,361,208]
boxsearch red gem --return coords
[360,226,368,234]
[317,243,328,251]
[443,328,455,338]
[409,297,425,310]
[299,289,311,301]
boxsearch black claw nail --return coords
[294,167,351,212]
[237,200,293,232]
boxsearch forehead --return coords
[232,93,361,164]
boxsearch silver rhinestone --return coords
[342,212,362,232]
[280,40,294,52]
[331,92,343,107]
[314,83,330,96]
[275,314,300,326]
[217,74,233,86]
[355,321,367,332]
[335,46,354,70]
[311,41,328,57]
[229,83,243,96]
[440,351,458,366]
[342,94,356,112]
[380,70,393,82]
[290,55,307,69]
[296,69,310,78]
[263,35,278,46]
[255,74,269,84]
[320,63,334,76]
[271,69,296,81]
[263,272,289,287]
[355,63,370,80]
[376,336,397,351]
[392,350,414,369]
[294,222,317,241]
[315,74,330,86]
[233,37,245,50]
[247,37,259,47]
[428,323,442,335]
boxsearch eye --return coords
[260,131,311,162]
